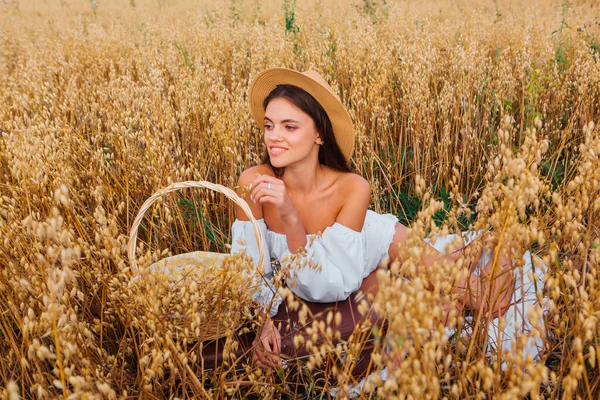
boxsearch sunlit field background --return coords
[1,0,599,398]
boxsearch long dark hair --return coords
[260,85,351,178]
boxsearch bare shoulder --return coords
[338,172,371,199]
[235,165,274,220]
[335,172,371,231]
[237,164,275,187]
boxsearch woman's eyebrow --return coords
[264,116,301,124]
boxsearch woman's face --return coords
[263,97,322,168]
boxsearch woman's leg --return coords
[383,223,462,323]
[358,223,410,298]
[359,268,379,296]
[385,222,514,318]
[387,222,409,263]
[486,250,546,368]
[383,223,543,369]
[472,243,515,319]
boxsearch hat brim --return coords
[249,68,354,161]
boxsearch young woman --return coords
[230,68,539,368]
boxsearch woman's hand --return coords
[248,173,308,253]
[250,174,298,224]
[253,318,282,368]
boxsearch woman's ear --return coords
[316,136,324,145]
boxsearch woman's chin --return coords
[269,157,287,168]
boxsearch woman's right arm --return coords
[246,172,308,254]
[234,166,282,368]
[232,166,273,276]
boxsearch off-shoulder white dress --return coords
[230,210,546,368]
[231,210,399,314]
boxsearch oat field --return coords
[1,0,599,398]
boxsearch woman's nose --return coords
[266,126,283,141]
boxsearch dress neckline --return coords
[240,218,362,237]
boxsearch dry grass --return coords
[0,0,599,398]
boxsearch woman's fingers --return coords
[270,327,281,355]
[253,339,274,367]
[249,174,298,224]
[252,320,282,368]
[255,347,278,368]
[272,326,282,366]
[250,175,285,203]
[250,175,283,192]
[257,195,278,204]
[274,324,281,347]
[250,178,285,206]
[261,333,281,366]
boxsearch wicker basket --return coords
[127,181,265,342]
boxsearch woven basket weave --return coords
[127,181,265,341]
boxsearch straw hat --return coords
[248,68,355,160]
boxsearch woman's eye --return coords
[285,125,296,131]
[264,124,273,130]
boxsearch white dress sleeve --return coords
[230,219,281,317]
[231,218,271,273]
[280,223,367,303]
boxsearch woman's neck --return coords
[282,161,325,196]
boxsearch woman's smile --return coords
[268,146,288,155]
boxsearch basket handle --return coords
[127,181,264,274]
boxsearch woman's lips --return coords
[269,146,287,155]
